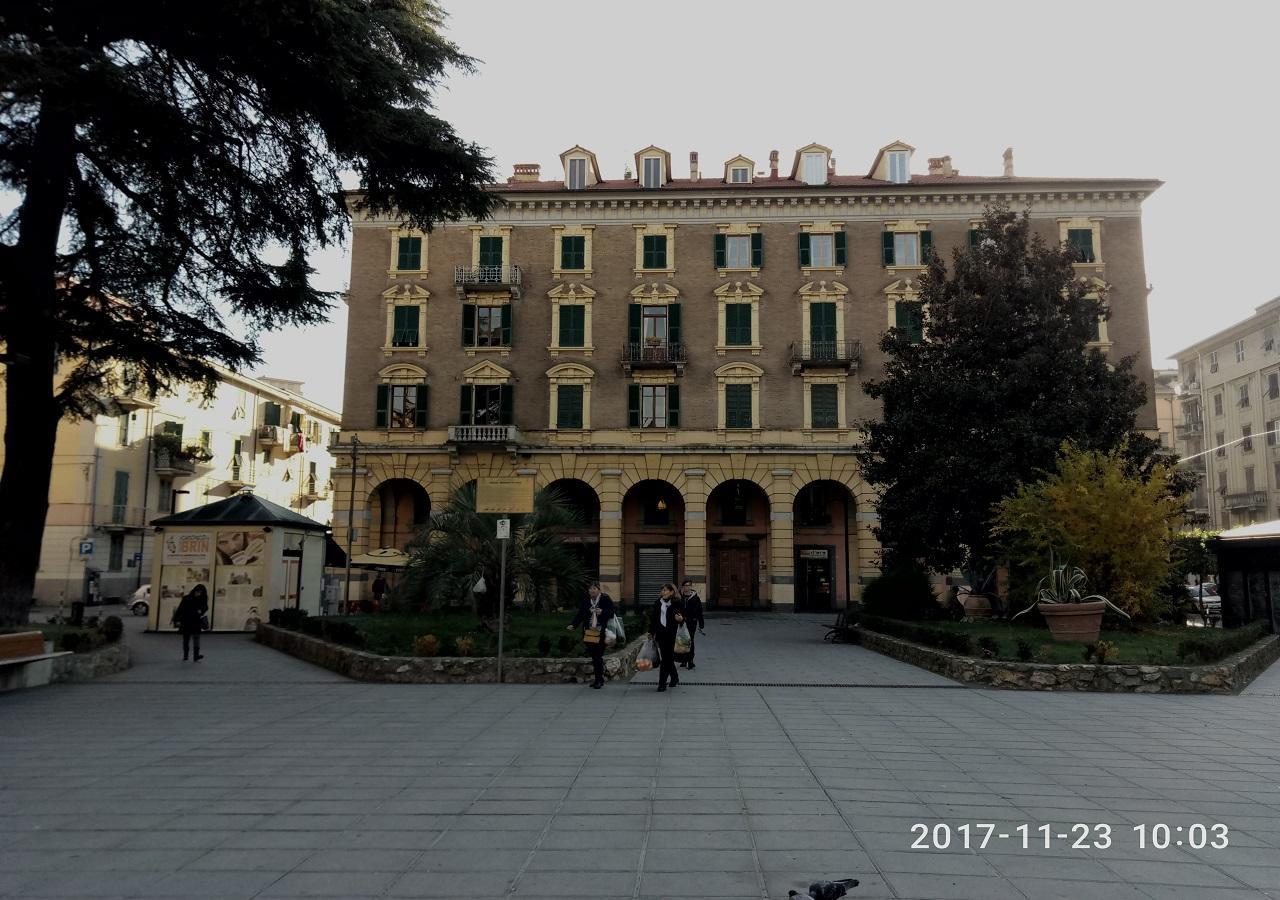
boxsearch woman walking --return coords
[567,581,615,689]
[648,582,684,692]
[171,584,209,661]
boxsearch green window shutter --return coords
[112,470,129,508]
[714,234,726,268]
[726,304,751,345]
[393,305,419,346]
[667,303,681,346]
[643,235,667,268]
[967,228,981,249]
[479,236,503,267]
[263,402,281,427]
[559,305,585,347]
[461,304,476,345]
[459,386,472,424]
[797,232,811,267]
[500,304,512,346]
[921,230,933,261]
[667,385,680,427]
[499,385,514,425]
[834,231,847,266]
[881,232,895,266]
[810,302,837,344]
[811,384,838,428]
[726,384,752,428]
[896,302,923,343]
[414,385,429,428]
[751,232,763,268]
[375,385,389,427]
[557,385,584,428]
[627,304,641,344]
[561,235,585,269]
[628,385,641,428]
[290,411,302,432]
[1068,228,1095,263]
[397,236,421,271]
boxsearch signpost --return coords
[496,517,510,683]
[78,539,94,557]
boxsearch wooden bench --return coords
[0,631,73,692]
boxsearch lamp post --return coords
[343,434,359,615]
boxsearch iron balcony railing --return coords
[99,505,149,529]
[1175,420,1204,439]
[391,329,420,347]
[454,265,521,288]
[788,340,863,369]
[621,342,687,366]
[1224,491,1268,511]
[447,425,521,443]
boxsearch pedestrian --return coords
[371,573,388,612]
[567,581,615,689]
[678,579,705,669]
[171,584,209,661]
[648,582,684,692]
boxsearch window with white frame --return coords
[1266,326,1277,353]
[1239,384,1250,408]
[627,384,677,428]
[1216,431,1226,458]
[1269,372,1279,399]
[894,233,920,266]
[809,234,834,267]
[1214,394,1223,416]
[1209,350,1219,373]
[1243,424,1254,452]
[730,166,750,183]
[568,157,587,190]
[1236,339,1247,363]
[887,151,909,184]
[725,235,751,269]
[801,152,826,185]
[642,156,663,188]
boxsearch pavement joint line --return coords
[626,681,973,688]
[630,681,670,900]
[718,687,770,899]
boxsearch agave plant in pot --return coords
[1013,550,1129,643]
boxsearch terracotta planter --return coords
[1039,600,1105,643]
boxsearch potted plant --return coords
[1013,550,1129,643]
[152,432,182,467]
[181,444,214,463]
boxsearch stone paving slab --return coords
[2,613,1280,899]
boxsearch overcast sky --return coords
[257,0,1280,410]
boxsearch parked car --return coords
[126,584,150,617]
[1186,581,1218,599]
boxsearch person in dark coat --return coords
[568,582,615,689]
[171,584,209,661]
[678,579,705,669]
[648,582,684,692]
[371,574,388,611]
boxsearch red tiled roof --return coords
[493,173,1161,193]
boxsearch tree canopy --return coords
[0,1,497,624]
[858,204,1153,577]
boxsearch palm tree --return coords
[398,484,589,620]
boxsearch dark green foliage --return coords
[269,607,309,630]
[298,616,325,638]
[858,613,974,655]
[0,1,497,626]
[557,634,577,655]
[861,565,939,620]
[976,636,999,657]
[1015,639,1035,661]
[1177,624,1264,664]
[99,615,123,643]
[859,205,1154,576]
[537,634,552,657]
[60,630,95,653]
[322,620,364,648]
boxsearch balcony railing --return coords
[152,449,196,476]
[257,424,288,446]
[454,265,521,290]
[788,340,863,372]
[447,424,521,444]
[1224,491,1268,511]
[99,505,149,530]
[621,341,688,373]
[1175,420,1204,439]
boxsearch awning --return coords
[349,548,410,569]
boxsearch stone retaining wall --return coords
[256,624,644,684]
[50,642,132,684]
[856,627,1280,694]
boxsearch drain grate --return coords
[628,680,968,689]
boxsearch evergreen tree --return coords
[0,1,497,624]
[859,204,1154,578]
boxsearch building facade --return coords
[1173,297,1280,529]
[337,141,1160,611]
[1154,368,1179,451]
[0,365,340,606]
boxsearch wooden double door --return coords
[712,542,758,608]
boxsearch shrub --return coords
[99,615,123,643]
[557,634,577,655]
[1084,640,1116,664]
[413,634,440,657]
[298,616,325,638]
[1015,640,1035,662]
[60,630,96,653]
[268,607,309,630]
[976,636,999,658]
[453,635,475,657]
[323,620,364,648]
[861,564,939,620]
[1177,624,1264,664]
[858,614,973,656]
[537,634,552,657]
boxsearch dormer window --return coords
[887,151,910,184]
[802,152,826,185]
[730,166,750,183]
[642,156,663,188]
[567,157,587,190]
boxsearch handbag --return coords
[199,614,210,632]
[583,627,602,644]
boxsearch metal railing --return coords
[152,450,195,474]
[454,265,521,287]
[257,424,288,445]
[1175,421,1204,439]
[100,505,149,529]
[1224,491,1268,511]
[788,340,863,367]
[621,342,687,365]
[391,329,420,347]
[447,425,520,443]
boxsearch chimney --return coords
[623,162,633,180]
[508,163,541,183]
[828,156,836,175]
[689,151,699,182]
[1003,147,1014,178]
[927,156,956,176]
[769,149,779,178]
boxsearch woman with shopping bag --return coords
[567,581,615,689]
[648,582,685,692]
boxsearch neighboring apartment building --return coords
[0,364,340,606]
[1173,297,1280,529]
[1154,368,1179,450]
[338,140,1160,611]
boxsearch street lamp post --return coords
[343,434,359,615]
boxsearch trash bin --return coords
[70,601,85,626]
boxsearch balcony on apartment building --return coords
[454,265,522,298]
[1224,491,1268,511]
[788,340,863,374]
[446,424,521,444]
[99,505,149,531]
[621,341,688,375]
[1175,419,1204,440]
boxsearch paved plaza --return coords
[3,613,1280,899]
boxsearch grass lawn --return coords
[320,608,648,658]
[862,615,1265,666]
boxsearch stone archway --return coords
[368,478,431,551]
[706,479,770,609]
[546,478,601,581]
[621,480,685,607]
[793,480,857,611]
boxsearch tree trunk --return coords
[0,102,77,626]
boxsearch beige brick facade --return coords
[337,144,1160,610]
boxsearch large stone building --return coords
[1173,297,1280,528]
[337,141,1160,611]
[0,364,340,606]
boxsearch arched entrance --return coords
[792,480,856,612]
[368,479,431,550]
[706,479,770,609]
[546,478,601,581]
[622,480,684,608]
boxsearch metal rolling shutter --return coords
[637,547,675,605]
